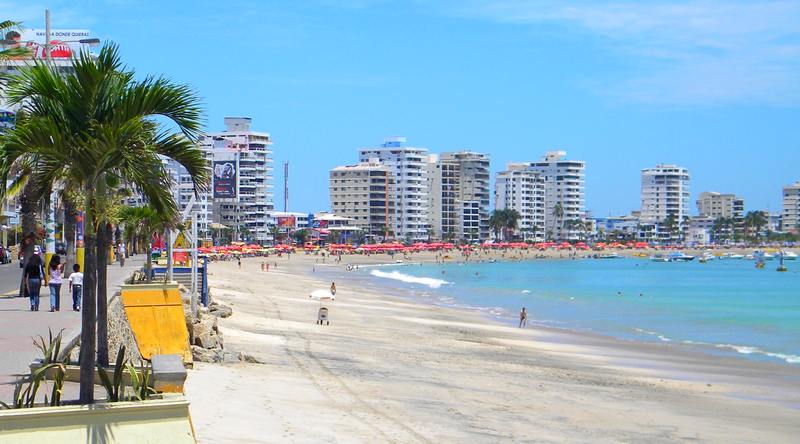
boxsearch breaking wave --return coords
[369,270,450,289]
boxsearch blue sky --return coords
[9,0,800,216]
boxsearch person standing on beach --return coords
[330,282,337,296]
[519,307,527,328]
[237,256,242,269]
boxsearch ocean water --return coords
[360,258,800,365]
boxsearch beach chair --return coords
[317,307,329,325]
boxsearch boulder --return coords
[209,303,233,318]
[192,318,219,349]
[191,345,222,363]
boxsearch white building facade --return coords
[696,191,744,221]
[431,151,491,242]
[199,117,275,243]
[782,181,800,233]
[359,137,429,242]
[329,161,394,241]
[499,151,585,240]
[494,165,546,240]
[640,164,690,242]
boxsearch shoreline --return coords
[315,258,800,405]
[186,254,800,442]
[314,251,800,368]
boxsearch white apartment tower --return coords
[696,191,744,220]
[782,181,800,233]
[359,137,430,242]
[329,161,394,241]
[516,151,585,240]
[495,165,546,240]
[429,152,491,241]
[198,117,274,242]
[640,165,690,242]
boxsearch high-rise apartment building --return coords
[359,137,430,242]
[640,165,690,223]
[495,165,546,240]
[639,164,690,242]
[428,152,490,241]
[198,117,274,242]
[507,151,585,240]
[782,181,800,233]
[329,161,393,241]
[696,192,744,220]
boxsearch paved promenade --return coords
[0,255,145,403]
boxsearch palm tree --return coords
[552,203,564,240]
[0,20,29,61]
[269,225,281,244]
[661,214,678,243]
[0,44,208,403]
[488,210,504,241]
[504,209,520,241]
[744,211,767,244]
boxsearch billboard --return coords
[1,29,94,60]
[212,160,237,198]
[276,216,296,228]
[0,111,14,131]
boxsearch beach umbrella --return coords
[309,289,335,301]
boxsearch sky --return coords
[6,0,800,216]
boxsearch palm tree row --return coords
[0,43,209,403]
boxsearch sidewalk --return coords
[0,255,145,403]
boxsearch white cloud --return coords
[445,0,800,105]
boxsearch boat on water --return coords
[698,252,715,263]
[668,251,695,262]
[596,253,622,259]
[649,252,695,262]
[779,250,797,260]
[719,252,744,260]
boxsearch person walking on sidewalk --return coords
[69,263,84,311]
[48,254,64,312]
[24,246,44,311]
[118,242,126,267]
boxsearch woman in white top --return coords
[48,255,64,312]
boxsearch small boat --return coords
[698,252,715,263]
[667,251,695,262]
[596,253,622,259]
[719,252,744,260]
[780,250,797,260]
[649,254,670,262]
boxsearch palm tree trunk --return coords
[79,187,97,404]
[146,235,153,283]
[63,196,77,276]
[96,221,110,367]
[18,180,39,298]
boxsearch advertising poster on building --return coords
[277,216,296,228]
[213,160,237,198]
[1,29,94,59]
[0,110,14,131]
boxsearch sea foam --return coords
[370,269,450,289]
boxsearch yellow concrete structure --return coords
[0,395,196,443]
[121,282,192,366]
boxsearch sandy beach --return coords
[185,252,800,443]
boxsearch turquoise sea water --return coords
[361,258,800,365]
